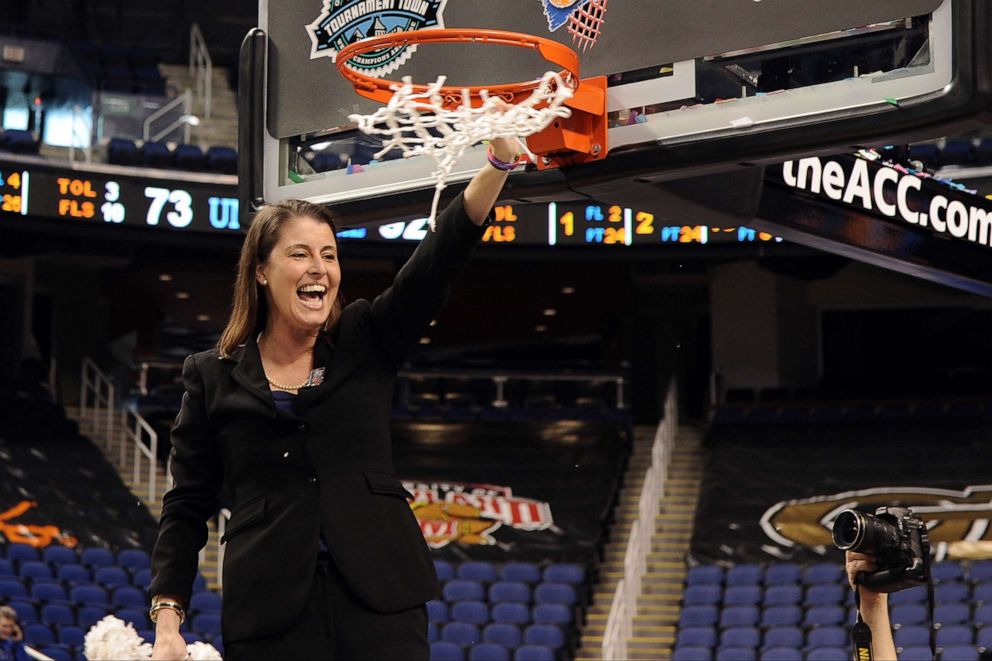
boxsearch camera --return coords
[831,506,930,593]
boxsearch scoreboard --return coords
[0,163,241,234]
[0,159,781,247]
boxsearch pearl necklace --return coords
[258,332,312,391]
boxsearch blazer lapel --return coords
[229,334,277,415]
[297,310,366,412]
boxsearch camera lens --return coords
[832,509,866,550]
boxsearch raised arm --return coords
[149,354,222,660]
[369,137,517,364]
[846,551,897,661]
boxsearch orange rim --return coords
[335,28,581,108]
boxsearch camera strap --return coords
[851,585,874,661]
[924,553,937,661]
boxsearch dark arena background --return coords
[1,1,992,660]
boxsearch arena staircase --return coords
[66,402,224,591]
[577,424,705,661]
[158,63,239,150]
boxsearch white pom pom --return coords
[187,641,224,660]
[84,615,153,660]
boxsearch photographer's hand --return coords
[846,551,897,661]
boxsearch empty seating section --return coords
[0,541,220,659]
[428,559,586,661]
[676,560,992,660]
[105,138,238,174]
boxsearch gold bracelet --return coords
[149,600,186,625]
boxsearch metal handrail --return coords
[143,89,193,143]
[122,404,160,503]
[67,104,92,164]
[189,23,213,119]
[602,378,677,660]
[80,358,115,453]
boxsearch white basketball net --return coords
[349,71,574,230]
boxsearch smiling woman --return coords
[148,137,521,661]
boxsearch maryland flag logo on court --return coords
[405,481,553,549]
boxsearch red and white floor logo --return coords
[404,481,554,549]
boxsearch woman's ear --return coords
[256,265,268,287]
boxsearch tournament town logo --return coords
[761,485,992,554]
[404,481,554,549]
[306,0,447,76]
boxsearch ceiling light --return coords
[158,274,173,282]
[542,308,557,316]
[175,292,190,300]
[535,325,547,332]
[196,314,211,322]
[561,286,575,294]
[429,320,437,326]
[419,337,431,344]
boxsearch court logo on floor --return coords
[761,484,992,555]
[305,0,447,76]
[405,481,553,549]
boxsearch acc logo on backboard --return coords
[306,0,447,76]
[762,485,992,554]
[405,481,554,549]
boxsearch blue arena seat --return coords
[132,568,152,588]
[19,561,54,581]
[899,647,934,661]
[532,604,570,625]
[513,646,554,661]
[720,626,760,648]
[491,603,530,625]
[42,546,79,567]
[763,585,801,606]
[30,583,68,603]
[936,624,973,646]
[192,573,208,591]
[686,565,724,586]
[489,582,530,604]
[807,626,846,648]
[977,604,992,627]
[57,564,91,585]
[673,648,713,661]
[971,561,992,582]
[802,563,843,585]
[805,584,844,606]
[716,648,756,661]
[38,646,71,661]
[459,561,499,583]
[763,564,801,586]
[938,646,979,661]
[442,622,480,646]
[24,623,55,645]
[40,604,74,627]
[116,549,151,571]
[891,603,929,627]
[977,625,992,648]
[57,625,84,647]
[0,579,28,599]
[806,648,848,661]
[434,560,455,582]
[9,602,36,625]
[726,564,762,586]
[192,613,222,637]
[116,608,150,630]
[206,146,238,174]
[894,625,930,648]
[934,602,969,626]
[759,648,802,661]
[429,622,440,643]
[500,562,541,584]
[0,559,13,576]
[80,548,115,568]
[427,600,449,623]
[470,643,511,661]
[189,591,222,613]
[720,606,760,629]
[889,585,926,605]
[934,581,969,604]
[452,601,490,626]
[7,544,41,564]
[523,624,564,649]
[725,585,761,606]
[760,605,802,627]
[676,626,717,649]
[430,642,465,661]
[684,584,722,606]
[930,561,964,583]
[175,144,206,170]
[70,584,109,606]
[542,563,583,584]
[802,606,845,627]
[112,586,147,608]
[762,626,802,649]
[533,583,576,606]
[445,580,485,603]
[78,605,111,629]
[484,623,522,649]
[679,605,719,628]
[94,566,130,587]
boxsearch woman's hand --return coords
[489,136,518,163]
[151,630,188,661]
[845,550,885,603]
[846,550,896,660]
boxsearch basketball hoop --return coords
[336,28,607,228]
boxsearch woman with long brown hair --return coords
[148,136,522,660]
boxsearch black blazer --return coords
[149,194,488,643]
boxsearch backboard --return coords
[243,0,990,224]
